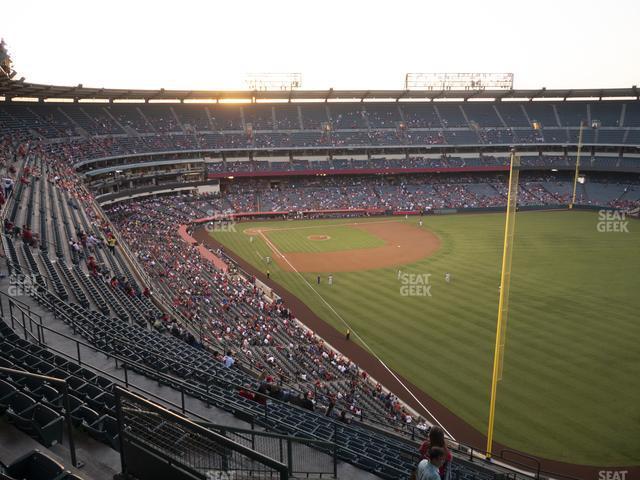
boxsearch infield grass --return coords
[256,223,385,253]
[211,211,640,466]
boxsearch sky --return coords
[2,0,640,92]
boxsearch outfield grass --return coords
[211,211,640,465]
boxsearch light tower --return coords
[244,73,302,91]
[404,72,514,91]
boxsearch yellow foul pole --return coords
[569,121,585,209]
[486,150,520,458]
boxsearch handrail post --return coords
[114,388,128,477]
[286,438,293,476]
[9,299,15,329]
[76,342,82,365]
[61,381,80,468]
[156,354,161,386]
[21,309,28,340]
[26,311,34,336]
[38,312,45,345]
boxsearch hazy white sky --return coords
[3,0,640,91]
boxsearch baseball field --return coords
[205,210,640,466]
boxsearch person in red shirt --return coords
[22,225,33,246]
[238,387,255,402]
[419,425,452,478]
[87,256,98,274]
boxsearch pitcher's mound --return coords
[308,235,331,241]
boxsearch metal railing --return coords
[24,295,410,478]
[196,421,337,478]
[0,288,44,344]
[0,292,341,478]
[116,387,289,480]
[445,441,587,480]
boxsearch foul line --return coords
[256,229,456,440]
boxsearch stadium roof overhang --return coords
[1,77,639,103]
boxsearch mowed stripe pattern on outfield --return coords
[210,212,640,465]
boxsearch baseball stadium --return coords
[0,5,639,480]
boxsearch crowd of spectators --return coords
[1,134,490,437]
[4,102,634,167]
[104,194,416,427]
[211,173,629,212]
[4,130,638,218]
[207,155,514,175]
